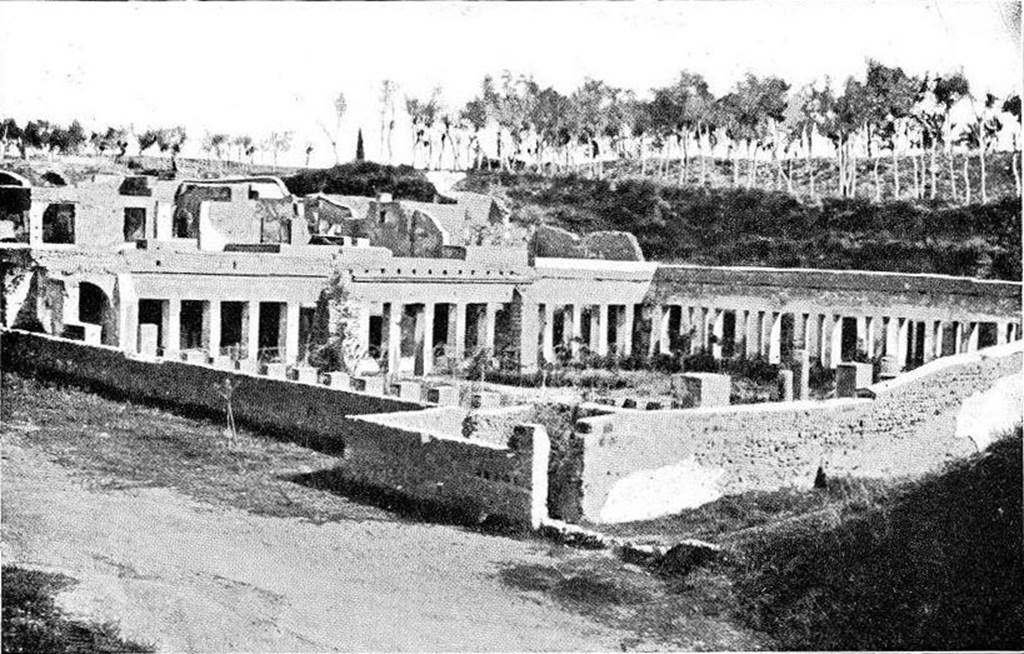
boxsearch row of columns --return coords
[381,301,500,376]
[650,303,1022,368]
[538,303,635,363]
[142,298,305,364]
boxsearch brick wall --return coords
[1,329,549,527]
[572,342,1022,523]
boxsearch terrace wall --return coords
[0,329,549,528]
[573,341,1022,523]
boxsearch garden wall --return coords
[0,329,549,528]
[573,341,1022,523]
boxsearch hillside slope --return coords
[459,170,1022,280]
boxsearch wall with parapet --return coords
[0,329,549,528]
[572,341,1022,523]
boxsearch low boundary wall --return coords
[574,342,1022,523]
[1,329,550,528]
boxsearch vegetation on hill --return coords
[283,161,441,201]
[460,170,1022,280]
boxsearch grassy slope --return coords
[2,566,154,654]
[459,164,1022,280]
[603,432,1023,650]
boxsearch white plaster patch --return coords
[955,373,1023,452]
[597,458,725,524]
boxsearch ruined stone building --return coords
[1,170,1020,380]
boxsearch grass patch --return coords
[1,372,388,525]
[728,431,1024,650]
[2,566,153,654]
[596,476,891,543]
[497,554,769,651]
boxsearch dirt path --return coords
[2,435,647,652]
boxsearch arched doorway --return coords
[78,282,118,346]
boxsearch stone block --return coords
[235,358,260,374]
[426,385,459,406]
[81,323,102,345]
[671,372,731,408]
[352,376,385,395]
[324,371,351,389]
[264,362,288,378]
[184,350,210,365]
[390,380,423,401]
[137,324,159,357]
[351,357,381,376]
[836,362,874,398]
[211,355,235,370]
[471,391,501,409]
[878,354,901,380]
[791,348,810,401]
[644,400,663,411]
[777,369,794,402]
[621,398,638,409]
[291,365,319,384]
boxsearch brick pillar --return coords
[208,300,221,358]
[452,302,466,361]
[284,302,300,364]
[596,304,609,356]
[519,301,539,372]
[421,302,435,375]
[622,304,635,357]
[571,303,583,359]
[245,301,259,361]
[541,303,555,362]
[484,303,497,353]
[388,302,403,373]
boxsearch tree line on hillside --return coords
[390,61,1021,204]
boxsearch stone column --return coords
[571,303,583,359]
[208,300,222,358]
[166,299,181,354]
[421,302,435,375]
[933,321,946,359]
[920,320,935,363]
[884,316,899,357]
[659,305,672,354]
[452,302,466,361]
[285,302,301,364]
[519,302,540,373]
[64,281,81,324]
[793,312,807,352]
[245,301,260,361]
[483,303,497,353]
[760,310,774,359]
[159,299,172,354]
[791,348,810,400]
[647,305,663,357]
[621,304,635,357]
[745,310,761,358]
[820,314,837,368]
[996,321,1009,346]
[897,318,911,364]
[388,302,403,373]
[767,312,782,363]
[115,274,139,354]
[541,303,555,362]
[966,322,980,351]
[596,304,609,356]
[710,309,725,359]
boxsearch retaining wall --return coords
[0,329,549,527]
[574,342,1022,523]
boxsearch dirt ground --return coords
[2,434,653,652]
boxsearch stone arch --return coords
[78,281,118,345]
[0,170,30,187]
[40,171,68,187]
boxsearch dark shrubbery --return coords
[462,171,1021,280]
[284,161,443,202]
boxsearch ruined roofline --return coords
[657,262,1022,291]
[0,169,32,187]
[176,175,290,195]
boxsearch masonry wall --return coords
[1,329,548,527]
[573,343,1022,523]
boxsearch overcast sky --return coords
[0,1,1019,166]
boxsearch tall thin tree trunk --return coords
[962,153,971,204]
[929,147,938,199]
[1012,147,1021,197]
[891,148,900,199]
[678,133,687,186]
[947,146,958,201]
[873,156,881,202]
[979,146,987,203]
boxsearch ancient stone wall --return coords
[1,329,548,527]
[572,342,1022,523]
